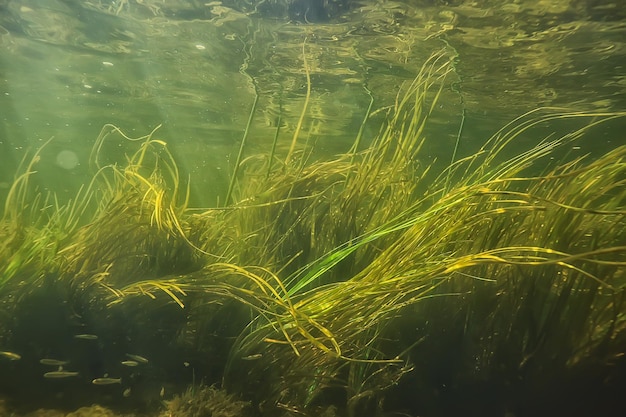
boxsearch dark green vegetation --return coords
[1,51,625,417]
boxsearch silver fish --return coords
[241,353,263,361]
[40,358,69,366]
[0,351,21,360]
[125,353,148,364]
[44,371,79,378]
[74,334,98,340]
[92,377,122,385]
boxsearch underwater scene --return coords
[0,0,625,416]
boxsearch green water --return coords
[1,0,624,206]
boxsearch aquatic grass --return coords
[104,261,342,367]
[191,47,453,288]
[3,110,623,417]
[211,50,461,408]
[225,176,624,413]
[57,124,211,290]
[437,107,626,191]
[0,139,99,292]
[285,37,312,166]
[1,46,625,417]
[0,144,52,288]
[215,59,626,412]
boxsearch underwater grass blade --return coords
[225,93,259,207]
[285,37,311,166]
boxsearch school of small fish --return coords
[0,339,163,399]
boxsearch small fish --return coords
[125,353,148,364]
[40,358,69,366]
[159,386,165,397]
[44,371,79,378]
[74,334,98,340]
[120,360,139,367]
[92,377,122,385]
[123,387,131,398]
[241,353,263,361]
[0,351,21,360]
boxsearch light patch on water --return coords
[56,150,79,170]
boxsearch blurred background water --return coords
[0,0,624,205]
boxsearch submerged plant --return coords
[216,58,626,414]
[0,48,624,417]
[162,385,251,417]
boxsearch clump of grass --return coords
[215,55,626,414]
[0,137,97,310]
[58,125,203,287]
[161,385,251,417]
